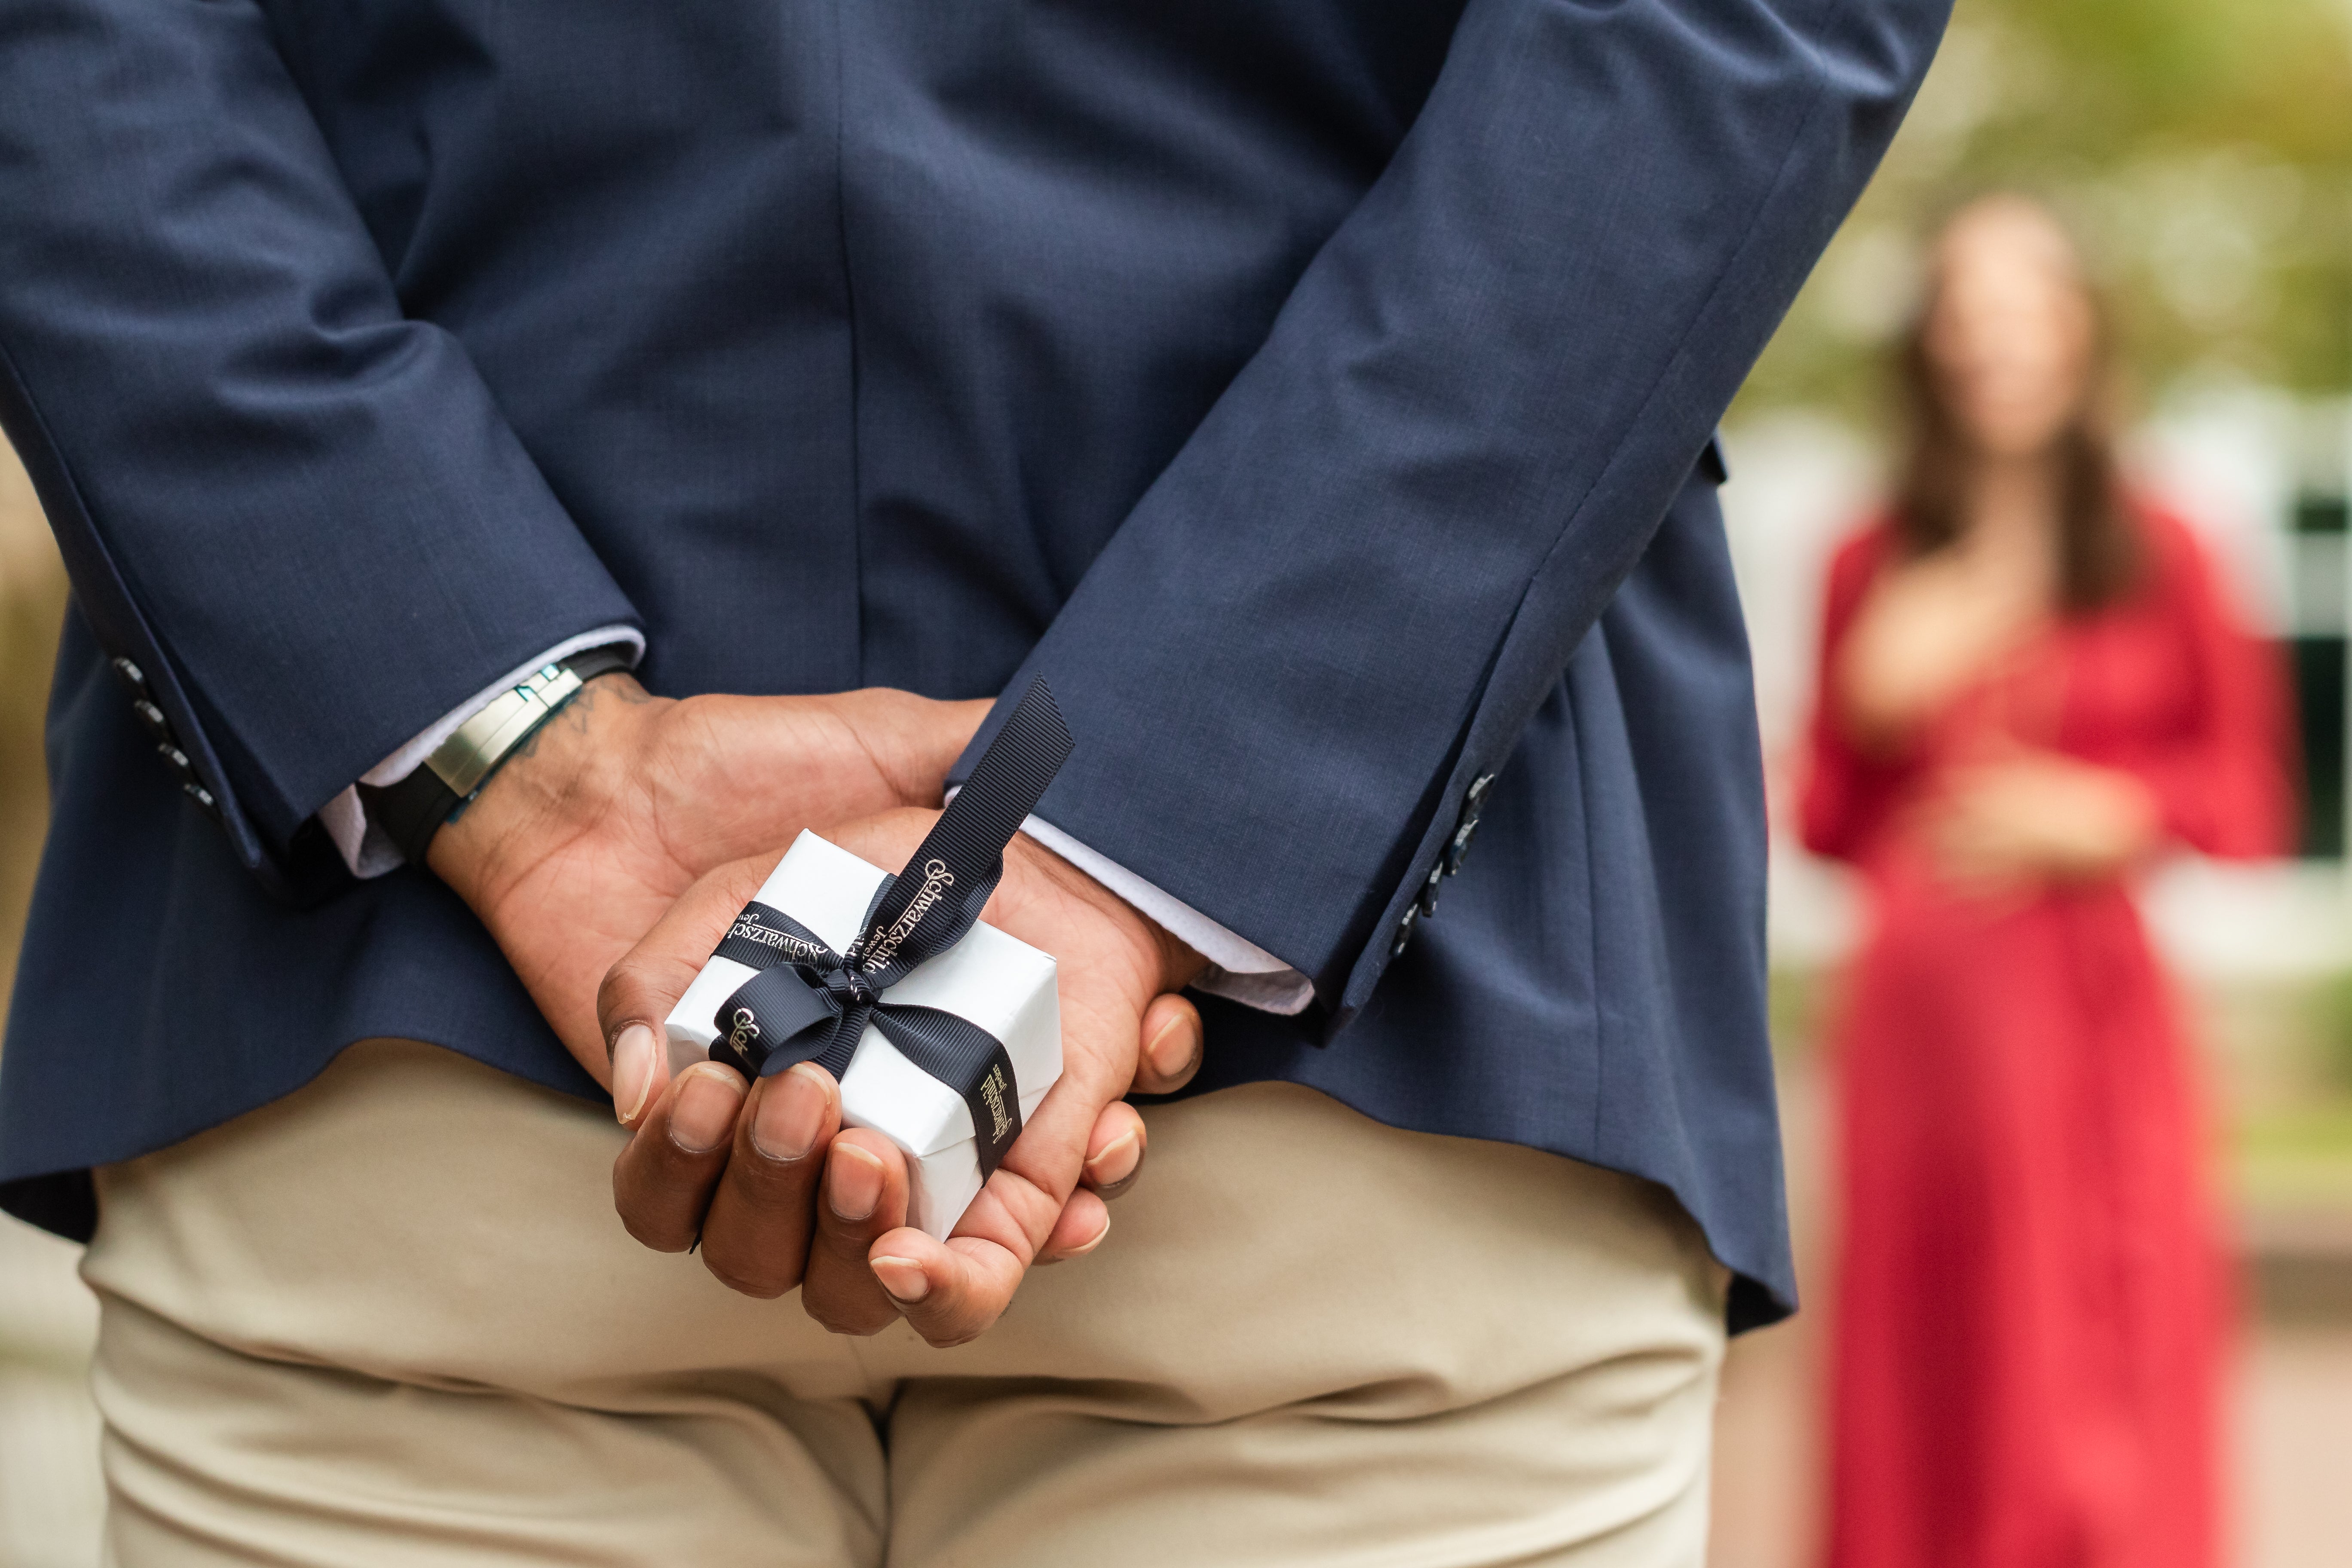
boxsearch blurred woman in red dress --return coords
[1801,196,2292,1568]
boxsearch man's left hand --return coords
[598,808,1208,1345]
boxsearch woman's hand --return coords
[1928,751,2160,891]
[1836,533,2050,750]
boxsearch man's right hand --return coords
[595,808,1209,1339]
[426,673,990,1105]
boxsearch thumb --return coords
[845,691,992,808]
[598,853,778,1128]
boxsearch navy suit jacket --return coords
[0,0,1946,1329]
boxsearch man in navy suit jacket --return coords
[0,0,1947,1560]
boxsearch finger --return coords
[864,692,994,805]
[607,1017,670,1130]
[696,1063,842,1298]
[611,1062,749,1252]
[934,994,1151,1278]
[598,854,779,1122]
[1077,1101,1146,1200]
[865,1229,1029,1348]
[873,1075,1104,1342]
[799,1128,913,1335]
[1034,1188,1111,1266]
[1128,992,1202,1095]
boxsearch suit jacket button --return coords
[1464,771,1495,809]
[1417,864,1443,917]
[156,743,192,777]
[110,656,150,697]
[182,782,218,815]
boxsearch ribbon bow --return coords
[704,680,1072,1178]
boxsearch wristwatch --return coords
[361,646,637,866]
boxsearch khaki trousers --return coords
[83,1040,1725,1567]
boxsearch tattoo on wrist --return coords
[505,673,648,768]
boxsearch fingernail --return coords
[1063,1217,1110,1258]
[1084,1129,1142,1189]
[671,1066,746,1154]
[1146,1016,1199,1081]
[612,1025,656,1124]
[829,1142,885,1222]
[753,1063,833,1161]
[870,1256,931,1303]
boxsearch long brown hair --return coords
[1890,203,2139,613]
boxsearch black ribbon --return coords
[705,680,1071,1179]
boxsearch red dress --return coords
[1801,506,2291,1568]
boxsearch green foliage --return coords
[2234,1100,2352,1207]
[1767,966,1830,1063]
[1737,0,2352,422]
[2308,967,2352,1093]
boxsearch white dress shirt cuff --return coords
[1017,814,1315,1017]
[319,627,644,879]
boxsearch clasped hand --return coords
[1923,747,2161,891]
[430,675,1206,1346]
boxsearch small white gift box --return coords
[663,830,1062,1239]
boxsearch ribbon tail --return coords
[869,1004,1023,1179]
[853,679,1073,987]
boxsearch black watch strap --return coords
[358,645,636,867]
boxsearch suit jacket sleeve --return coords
[970,0,1953,1028]
[0,0,640,893]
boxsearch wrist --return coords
[428,672,670,911]
[1006,832,1207,994]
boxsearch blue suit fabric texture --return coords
[0,0,1948,1330]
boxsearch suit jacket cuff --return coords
[320,627,644,879]
[1020,815,1314,1017]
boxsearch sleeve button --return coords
[1391,904,1419,957]
[131,699,174,744]
[1446,818,1479,875]
[110,656,150,696]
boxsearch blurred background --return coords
[2,0,2350,1563]
[1710,0,2352,1562]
